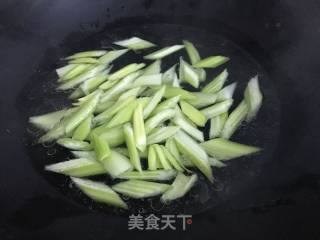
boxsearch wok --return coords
[1,0,320,239]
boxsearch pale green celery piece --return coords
[72,115,92,141]
[144,109,176,134]
[102,150,132,178]
[161,146,184,172]
[244,75,263,121]
[91,133,110,162]
[80,67,112,94]
[174,130,213,182]
[96,78,119,92]
[94,96,136,126]
[144,45,185,60]
[94,100,116,114]
[66,50,107,60]
[99,71,141,103]
[161,173,197,202]
[148,145,157,170]
[147,126,180,145]
[151,96,180,116]
[197,69,207,82]
[181,154,194,167]
[56,64,77,78]
[123,123,142,172]
[93,125,125,147]
[172,73,181,87]
[112,180,170,199]
[98,49,129,65]
[133,103,147,152]
[68,57,99,64]
[193,56,229,68]
[180,101,206,127]
[143,60,161,75]
[57,138,92,151]
[172,108,204,142]
[29,109,66,131]
[113,147,129,157]
[154,144,172,170]
[71,150,96,160]
[114,37,156,50]
[165,138,181,163]
[209,112,228,139]
[58,65,106,90]
[60,64,91,81]
[106,100,138,128]
[143,85,166,119]
[162,64,177,85]
[45,158,106,177]
[108,63,145,82]
[162,86,197,100]
[200,138,261,160]
[183,40,201,65]
[69,88,85,99]
[64,90,102,134]
[202,69,229,93]
[216,82,237,101]
[73,90,100,106]
[132,73,162,88]
[201,99,233,119]
[186,92,217,108]
[118,87,142,101]
[71,177,128,209]
[179,57,200,88]
[221,100,248,139]
[117,169,177,181]
[208,157,227,168]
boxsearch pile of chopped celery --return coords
[30,37,263,210]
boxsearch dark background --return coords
[1,0,320,239]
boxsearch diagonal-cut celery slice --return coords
[133,103,147,152]
[123,123,142,172]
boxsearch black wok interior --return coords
[1,0,320,239]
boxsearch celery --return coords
[91,133,110,162]
[72,115,92,141]
[244,76,263,121]
[165,138,181,163]
[113,147,130,157]
[162,86,196,100]
[193,56,229,68]
[154,144,172,170]
[208,158,227,168]
[80,67,112,94]
[221,100,248,139]
[94,125,125,147]
[56,64,77,78]
[69,88,85,99]
[133,103,147,152]
[108,63,145,82]
[118,87,143,101]
[143,85,165,119]
[112,180,170,199]
[145,109,176,133]
[201,99,233,119]
[118,170,177,181]
[106,100,137,128]
[66,50,107,59]
[68,57,99,64]
[161,173,197,202]
[187,92,217,108]
[202,69,228,93]
[216,82,237,101]
[45,158,106,177]
[148,145,157,170]
[179,57,200,88]
[132,73,162,87]
[162,64,177,85]
[29,109,66,131]
[144,45,185,60]
[71,150,96,160]
[94,100,115,114]
[71,177,128,209]
[60,64,91,81]
[147,126,180,145]
[180,101,206,127]
[102,150,132,178]
[183,40,200,65]
[161,146,184,172]
[209,112,228,139]
[114,37,156,50]
[200,138,261,160]
[151,96,180,116]
[99,49,129,65]
[174,130,213,182]
[123,123,142,172]
[57,138,92,151]
[143,60,161,75]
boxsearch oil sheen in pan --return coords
[21,22,281,215]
